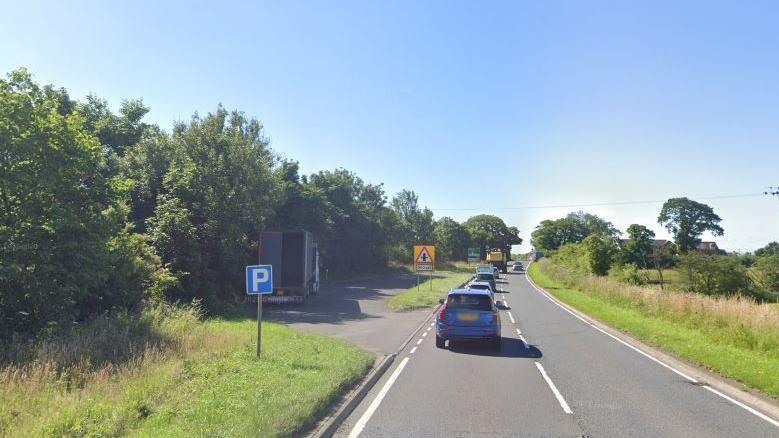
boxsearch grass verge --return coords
[0,303,373,437]
[388,270,474,311]
[529,260,779,400]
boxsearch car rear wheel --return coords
[492,336,501,350]
[436,334,446,349]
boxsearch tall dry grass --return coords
[0,301,247,436]
[537,258,779,352]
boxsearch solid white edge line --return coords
[409,346,417,354]
[591,325,699,383]
[535,362,573,414]
[507,311,515,324]
[526,271,700,383]
[526,263,779,429]
[416,338,423,345]
[703,386,779,428]
[348,357,411,438]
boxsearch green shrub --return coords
[582,234,617,276]
[678,253,752,297]
[609,263,648,286]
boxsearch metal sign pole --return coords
[257,296,263,357]
[247,264,272,359]
[430,270,433,290]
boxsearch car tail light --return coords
[491,311,498,323]
[437,301,447,321]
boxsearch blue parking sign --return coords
[246,265,273,295]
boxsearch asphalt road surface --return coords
[335,262,779,438]
[264,272,440,355]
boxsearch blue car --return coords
[436,288,501,349]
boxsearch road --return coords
[335,262,779,438]
[264,272,440,355]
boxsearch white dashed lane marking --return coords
[535,362,573,414]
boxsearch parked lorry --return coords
[486,249,508,273]
[258,230,319,304]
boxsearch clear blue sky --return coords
[3,1,778,252]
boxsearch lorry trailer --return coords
[258,230,319,304]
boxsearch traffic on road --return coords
[337,261,779,438]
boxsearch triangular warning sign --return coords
[416,247,432,263]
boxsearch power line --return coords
[429,192,765,212]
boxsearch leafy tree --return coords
[582,234,616,275]
[148,107,282,307]
[391,189,435,247]
[78,96,153,157]
[620,224,655,268]
[122,133,177,232]
[309,169,394,272]
[531,211,618,252]
[753,255,779,299]
[678,253,751,296]
[755,242,779,258]
[658,197,724,252]
[650,243,677,289]
[464,215,522,256]
[272,161,333,237]
[0,69,164,336]
[433,217,471,261]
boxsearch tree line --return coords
[0,69,521,338]
[531,199,779,301]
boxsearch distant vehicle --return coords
[258,230,319,304]
[511,263,524,272]
[467,281,494,298]
[475,264,493,274]
[486,249,508,273]
[436,288,501,349]
[476,272,497,292]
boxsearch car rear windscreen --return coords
[477,273,494,281]
[469,284,489,290]
[446,294,492,311]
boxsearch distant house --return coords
[616,239,674,251]
[650,239,675,251]
[696,241,723,255]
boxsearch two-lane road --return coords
[336,263,779,437]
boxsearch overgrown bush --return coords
[582,234,616,276]
[609,263,648,286]
[553,243,589,274]
[752,255,779,301]
[678,253,752,297]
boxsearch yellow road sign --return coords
[413,245,435,272]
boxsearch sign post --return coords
[413,245,435,290]
[246,265,273,357]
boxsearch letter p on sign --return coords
[246,265,273,295]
